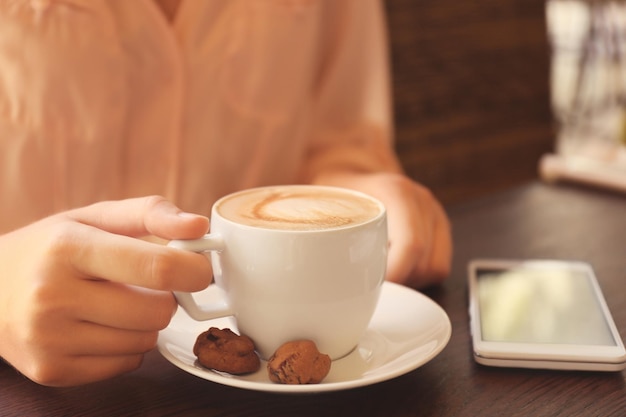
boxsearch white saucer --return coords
[157,282,451,394]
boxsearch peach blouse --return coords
[0,0,400,233]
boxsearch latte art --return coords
[252,193,359,228]
[216,186,382,231]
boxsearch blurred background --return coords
[385,0,626,205]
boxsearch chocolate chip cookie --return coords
[193,327,260,375]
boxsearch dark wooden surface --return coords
[386,0,555,204]
[2,181,625,417]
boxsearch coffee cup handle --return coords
[168,234,234,321]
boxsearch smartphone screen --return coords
[476,266,616,346]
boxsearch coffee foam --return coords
[216,186,381,231]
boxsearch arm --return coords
[302,0,452,288]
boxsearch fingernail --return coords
[177,212,200,218]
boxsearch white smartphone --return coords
[468,259,626,371]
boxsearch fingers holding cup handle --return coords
[168,234,233,321]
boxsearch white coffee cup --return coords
[168,185,387,360]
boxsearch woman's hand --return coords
[314,172,452,288]
[0,196,211,386]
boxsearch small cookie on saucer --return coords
[193,327,260,375]
[267,340,331,384]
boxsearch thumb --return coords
[66,196,210,240]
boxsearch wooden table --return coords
[1,182,625,416]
